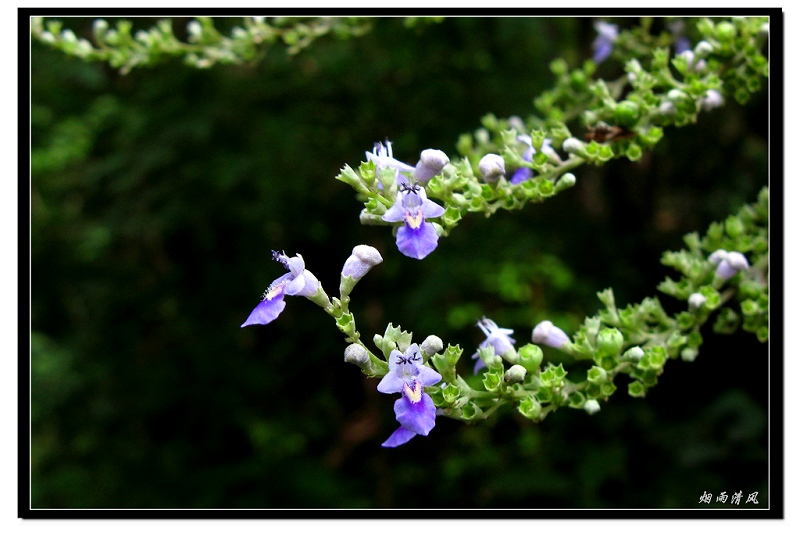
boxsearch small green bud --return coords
[725,216,745,238]
[628,381,646,398]
[518,343,544,373]
[597,327,624,356]
[584,399,601,415]
[518,396,542,420]
[614,101,640,128]
[587,365,608,383]
[442,384,460,404]
[716,21,736,42]
[504,364,527,384]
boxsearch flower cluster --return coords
[377,344,442,447]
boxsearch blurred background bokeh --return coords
[30,17,769,509]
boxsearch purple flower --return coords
[241,251,320,327]
[382,183,445,260]
[472,317,515,373]
[510,135,559,185]
[377,343,442,447]
[592,20,618,64]
[532,320,570,349]
[709,250,749,280]
[366,140,415,183]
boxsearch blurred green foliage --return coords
[30,17,768,509]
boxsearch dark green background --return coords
[30,17,769,509]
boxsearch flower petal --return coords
[241,294,287,327]
[420,198,446,219]
[396,222,439,260]
[510,167,533,185]
[394,393,436,436]
[377,372,405,394]
[382,196,406,223]
[415,365,442,387]
[381,426,417,448]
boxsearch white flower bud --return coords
[478,154,505,182]
[187,20,203,39]
[562,137,584,154]
[701,89,724,111]
[420,335,444,358]
[623,346,645,360]
[341,245,383,281]
[93,19,109,34]
[688,293,707,309]
[344,344,373,373]
[659,101,677,115]
[414,149,450,183]
[504,365,527,384]
[667,89,685,101]
[695,40,714,57]
[584,399,601,415]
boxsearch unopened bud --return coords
[478,154,506,182]
[623,346,645,361]
[701,89,724,111]
[532,321,569,349]
[695,40,714,57]
[584,399,601,415]
[341,245,383,281]
[562,137,584,155]
[420,335,443,359]
[344,344,369,368]
[414,149,450,183]
[688,293,707,309]
[504,364,527,383]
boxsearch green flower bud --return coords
[597,327,624,356]
[504,364,527,384]
[587,365,608,383]
[518,396,542,420]
[614,101,640,128]
[628,381,646,398]
[716,21,736,42]
[518,343,544,373]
